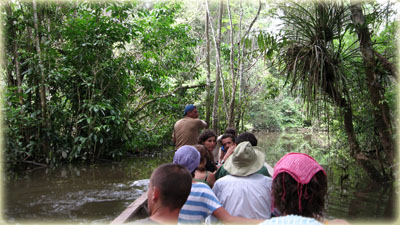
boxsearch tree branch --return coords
[373,50,397,79]
[239,0,261,44]
[133,83,209,116]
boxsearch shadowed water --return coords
[3,131,396,224]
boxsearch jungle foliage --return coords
[3,0,201,170]
[272,0,397,181]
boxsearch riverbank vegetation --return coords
[2,0,397,182]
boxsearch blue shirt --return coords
[178,182,222,224]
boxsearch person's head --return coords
[220,134,235,151]
[272,153,327,220]
[147,163,192,215]
[236,132,258,146]
[173,145,200,177]
[194,144,207,170]
[183,104,198,118]
[198,129,217,152]
[223,141,265,176]
[225,127,237,137]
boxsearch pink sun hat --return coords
[273,152,326,184]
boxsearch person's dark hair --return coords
[198,129,217,144]
[225,128,237,137]
[221,133,235,144]
[272,171,327,219]
[236,132,258,146]
[150,163,192,210]
[194,144,207,172]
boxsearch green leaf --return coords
[127,121,133,130]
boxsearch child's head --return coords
[272,153,327,219]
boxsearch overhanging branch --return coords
[132,83,211,116]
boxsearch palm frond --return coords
[276,0,355,112]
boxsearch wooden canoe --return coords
[111,162,274,224]
[110,192,149,224]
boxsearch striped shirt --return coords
[178,182,222,224]
[258,215,323,225]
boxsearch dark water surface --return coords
[3,152,173,224]
[3,131,397,224]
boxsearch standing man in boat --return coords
[131,163,192,224]
[173,104,208,150]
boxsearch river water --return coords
[3,131,397,224]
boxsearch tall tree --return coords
[276,1,389,181]
[205,8,212,127]
[350,1,395,168]
[227,0,236,128]
[206,0,225,133]
[32,0,49,155]
[230,0,262,128]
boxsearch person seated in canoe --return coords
[214,127,237,164]
[192,144,214,186]
[130,163,192,224]
[198,129,218,172]
[212,141,273,220]
[218,133,236,165]
[207,132,272,187]
[259,152,349,225]
[173,145,262,224]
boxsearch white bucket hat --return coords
[224,141,265,176]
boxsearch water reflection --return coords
[4,152,173,224]
[3,132,396,223]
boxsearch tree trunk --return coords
[350,1,394,168]
[227,0,236,128]
[237,0,261,129]
[7,5,23,106]
[206,0,224,133]
[205,8,212,127]
[342,102,386,182]
[14,40,23,106]
[325,68,387,182]
[33,0,49,156]
[215,0,229,122]
[236,0,244,129]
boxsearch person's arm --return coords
[201,120,208,129]
[212,207,263,224]
[195,117,208,129]
[206,171,216,188]
[219,150,225,163]
[221,144,236,162]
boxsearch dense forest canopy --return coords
[1,0,397,182]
